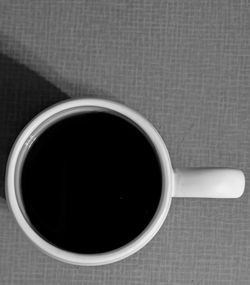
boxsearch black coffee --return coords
[21,111,162,253]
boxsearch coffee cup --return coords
[5,99,245,265]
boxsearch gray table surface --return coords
[0,1,250,284]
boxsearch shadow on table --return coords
[0,52,69,199]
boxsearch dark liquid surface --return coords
[21,112,162,253]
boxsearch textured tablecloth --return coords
[0,1,250,284]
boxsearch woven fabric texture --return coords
[0,1,250,284]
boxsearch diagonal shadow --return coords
[0,52,69,199]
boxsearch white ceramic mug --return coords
[5,98,245,266]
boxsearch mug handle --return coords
[173,168,245,198]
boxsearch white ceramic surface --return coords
[5,99,245,266]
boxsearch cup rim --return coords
[5,98,173,266]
